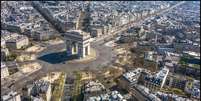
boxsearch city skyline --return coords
[1,1,200,101]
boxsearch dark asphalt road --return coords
[1,38,116,95]
[36,38,116,72]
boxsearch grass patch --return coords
[160,87,186,96]
[72,72,82,101]
[191,64,200,69]
[186,82,193,89]
[179,56,200,69]
[52,72,66,101]
[171,88,185,95]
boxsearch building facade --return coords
[1,62,9,79]
[64,30,91,58]
[31,80,51,101]
[1,48,9,61]
[2,91,21,101]
[82,80,107,101]
[6,35,29,49]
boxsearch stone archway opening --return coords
[64,30,91,59]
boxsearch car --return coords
[41,44,46,47]
[8,83,14,88]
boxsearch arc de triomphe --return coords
[64,30,91,58]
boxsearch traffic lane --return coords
[36,42,115,73]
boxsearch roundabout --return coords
[37,47,97,64]
[1,37,117,95]
[36,38,117,73]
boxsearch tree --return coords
[6,53,17,61]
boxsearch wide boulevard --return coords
[1,1,186,95]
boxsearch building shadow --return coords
[38,51,79,64]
